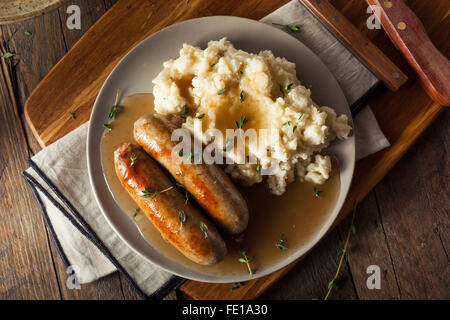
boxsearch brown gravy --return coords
[101,93,340,277]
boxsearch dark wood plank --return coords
[339,192,401,299]
[260,230,358,300]
[2,4,128,300]
[373,109,450,299]
[0,36,61,300]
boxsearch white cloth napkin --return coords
[25,0,389,297]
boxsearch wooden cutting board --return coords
[23,0,447,299]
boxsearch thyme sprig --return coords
[181,105,188,119]
[2,52,14,59]
[272,23,300,33]
[314,186,323,197]
[130,154,137,166]
[108,89,123,119]
[238,248,254,277]
[199,222,208,238]
[235,115,248,129]
[140,186,173,199]
[323,202,357,300]
[231,282,244,290]
[217,88,226,95]
[240,90,245,102]
[176,183,189,204]
[132,208,140,219]
[276,233,288,250]
[178,210,186,228]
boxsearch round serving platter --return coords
[87,16,355,283]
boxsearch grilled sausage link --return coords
[134,114,249,234]
[114,143,227,265]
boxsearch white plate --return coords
[87,16,355,283]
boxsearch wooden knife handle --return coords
[367,0,450,106]
[300,0,407,92]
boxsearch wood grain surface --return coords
[0,0,448,300]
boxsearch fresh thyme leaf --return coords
[276,233,288,250]
[176,183,189,203]
[292,125,297,133]
[235,115,248,129]
[103,123,112,131]
[178,210,186,228]
[130,154,137,166]
[196,113,205,119]
[255,163,261,174]
[272,23,300,33]
[238,249,254,277]
[313,186,323,197]
[350,223,356,234]
[231,282,243,290]
[285,83,294,91]
[24,31,32,36]
[178,150,183,157]
[328,279,338,290]
[217,88,226,95]
[279,84,284,98]
[285,24,300,32]
[283,121,291,126]
[132,208,140,219]
[181,105,188,119]
[141,188,158,199]
[239,71,244,75]
[298,113,305,122]
[3,52,14,59]
[199,222,208,238]
[69,112,76,119]
[240,90,245,102]
[108,105,123,119]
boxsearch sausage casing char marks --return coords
[134,114,249,234]
[114,143,227,265]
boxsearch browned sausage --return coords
[133,114,249,234]
[114,143,227,265]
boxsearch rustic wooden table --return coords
[0,0,448,300]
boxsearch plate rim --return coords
[87,15,355,283]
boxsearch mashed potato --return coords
[152,38,351,195]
